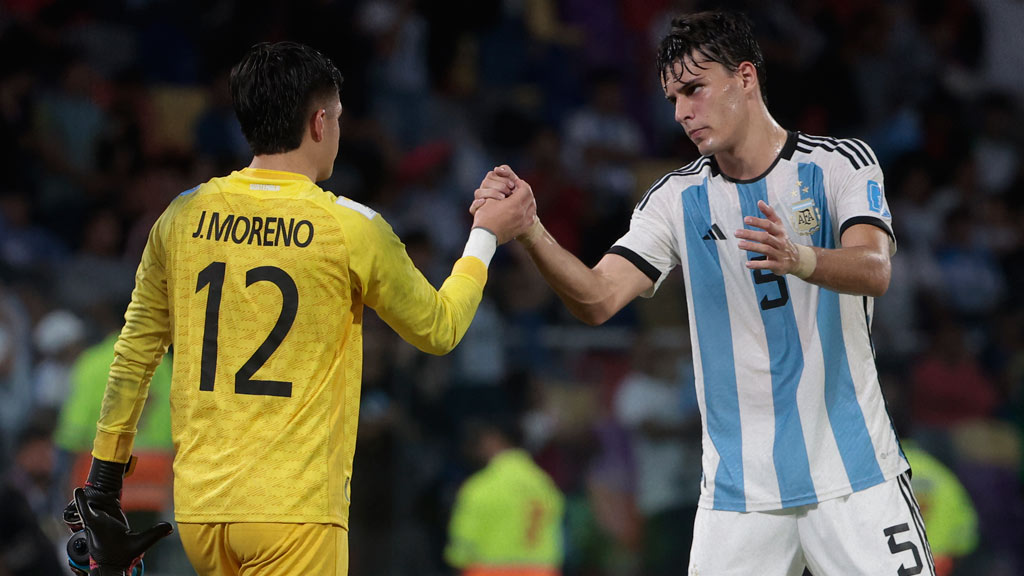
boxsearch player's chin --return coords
[692,138,715,156]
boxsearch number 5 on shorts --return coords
[883,523,922,576]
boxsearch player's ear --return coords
[737,61,758,96]
[310,108,326,143]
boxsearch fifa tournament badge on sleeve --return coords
[867,180,891,218]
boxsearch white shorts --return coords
[688,473,935,576]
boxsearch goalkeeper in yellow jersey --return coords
[63,41,536,576]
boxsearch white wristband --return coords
[792,243,817,280]
[463,227,498,268]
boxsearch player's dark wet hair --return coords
[230,42,344,155]
[657,11,768,105]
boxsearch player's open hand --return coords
[735,200,807,276]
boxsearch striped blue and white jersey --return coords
[610,132,907,512]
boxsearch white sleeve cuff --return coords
[462,227,497,268]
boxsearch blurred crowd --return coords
[0,0,1022,575]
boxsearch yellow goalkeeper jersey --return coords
[92,167,487,527]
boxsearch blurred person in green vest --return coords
[885,373,979,576]
[446,416,565,576]
[54,331,173,456]
[902,440,978,576]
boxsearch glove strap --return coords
[92,567,131,576]
[85,457,135,494]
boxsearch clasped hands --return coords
[469,165,542,245]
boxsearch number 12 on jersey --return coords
[195,261,298,398]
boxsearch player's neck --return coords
[713,115,787,181]
[248,151,319,183]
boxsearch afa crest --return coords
[790,198,821,236]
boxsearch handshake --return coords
[469,165,545,246]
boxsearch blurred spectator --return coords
[446,416,565,576]
[0,191,68,273]
[95,69,148,189]
[360,0,432,148]
[560,0,630,73]
[0,419,64,576]
[0,281,34,459]
[31,54,108,242]
[392,141,466,259]
[579,413,640,576]
[31,309,86,413]
[521,127,585,256]
[974,0,1024,102]
[613,331,701,576]
[121,156,194,263]
[518,0,585,126]
[903,440,979,576]
[491,250,558,375]
[194,68,249,171]
[0,24,42,194]
[911,321,998,465]
[973,93,1021,196]
[562,68,643,261]
[934,208,1007,322]
[54,208,136,314]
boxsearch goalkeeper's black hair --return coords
[657,11,768,106]
[230,41,344,156]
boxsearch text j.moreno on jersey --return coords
[192,211,314,248]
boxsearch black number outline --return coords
[750,255,790,310]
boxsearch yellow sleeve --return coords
[346,209,486,355]
[93,207,174,463]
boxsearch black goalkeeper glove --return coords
[64,458,173,576]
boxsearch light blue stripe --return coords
[736,180,815,506]
[801,162,885,491]
[179,185,200,197]
[682,179,745,511]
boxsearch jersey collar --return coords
[238,167,314,183]
[710,130,797,184]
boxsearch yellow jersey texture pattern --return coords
[94,168,486,527]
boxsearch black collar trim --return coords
[710,130,797,184]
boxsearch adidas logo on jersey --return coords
[702,224,727,241]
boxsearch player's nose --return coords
[675,98,692,125]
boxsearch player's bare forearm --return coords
[519,221,650,325]
[519,221,606,324]
[802,243,891,297]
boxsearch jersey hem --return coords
[174,512,348,528]
[698,460,911,511]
